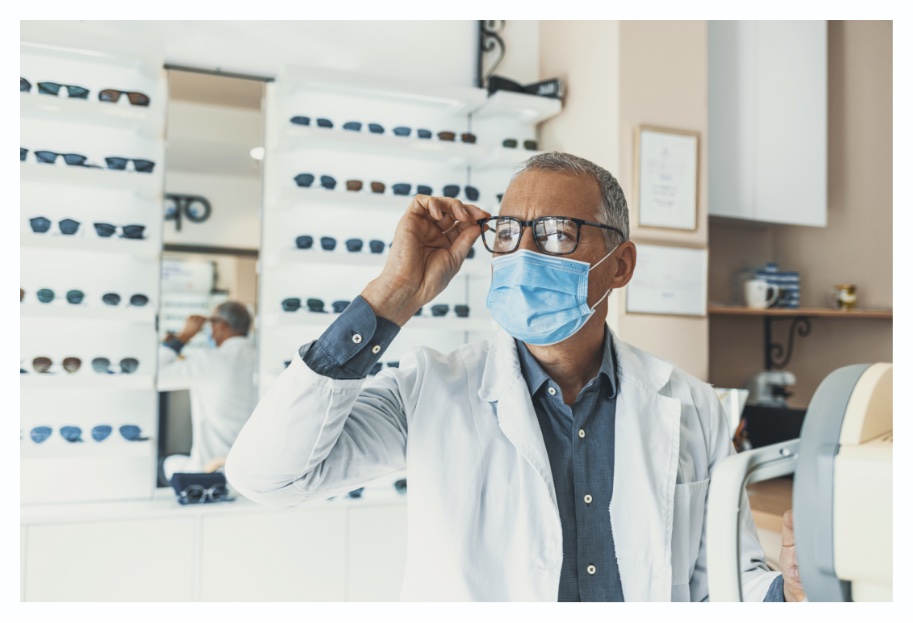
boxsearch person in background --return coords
[226,153,802,602]
[159,301,258,482]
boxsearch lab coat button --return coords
[587,564,596,575]
[584,494,592,504]
[352,334,362,344]
[371,345,381,354]
[548,387,557,396]
[578,429,585,439]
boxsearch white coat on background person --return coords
[226,153,804,602]
[159,301,258,481]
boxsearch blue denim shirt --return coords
[299,295,786,601]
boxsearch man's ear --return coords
[610,241,637,289]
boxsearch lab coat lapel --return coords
[609,328,681,601]
[478,330,559,510]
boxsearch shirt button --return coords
[352,334,362,344]
[587,565,596,575]
[584,494,592,504]
[371,345,381,354]
[547,387,557,396]
[578,429,585,439]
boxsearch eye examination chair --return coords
[706,362,893,602]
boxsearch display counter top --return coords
[20,484,408,525]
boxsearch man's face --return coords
[209,311,229,345]
[497,169,614,310]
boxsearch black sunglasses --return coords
[101,292,149,307]
[105,157,155,173]
[94,223,146,239]
[178,483,233,505]
[37,82,90,99]
[34,151,95,167]
[502,138,539,150]
[28,216,80,235]
[98,89,150,106]
[20,77,31,92]
[442,185,480,201]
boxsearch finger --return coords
[449,221,484,261]
[781,510,796,547]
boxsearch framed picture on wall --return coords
[634,125,700,231]
[624,243,708,317]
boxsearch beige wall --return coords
[539,20,710,380]
[708,21,893,407]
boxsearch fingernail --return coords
[790,568,799,579]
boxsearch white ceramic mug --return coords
[744,279,780,309]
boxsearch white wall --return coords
[20,21,480,87]
[164,171,261,249]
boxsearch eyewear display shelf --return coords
[258,67,562,406]
[20,42,166,505]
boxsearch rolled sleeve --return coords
[763,574,786,601]
[301,295,400,379]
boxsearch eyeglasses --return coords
[94,223,146,239]
[280,298,328,313]
[295,235,314,249]
[105,157,155,173]
[320,175,336,190]
[346,180,363,192]
[294,173,315,188]
[437,131,455,141]
[442,185,480,201]
[101,293,149,307]
[33,151,95,167]
[342,121,384,134]
[26,288,85,304]
[417,129,432,139]
[502,138,539,150]
[392,183,412,196]
[345,238,363,252]
[460,132,477,144]
[320,236,336,251]
[331,300,351,313]
[26,424,148,444]
[369,239,385,254]
[30,356,82,374]
[178,483,234,505]
[370,181,385,194]
[478,216,623,255]
[37,82,90,99]
[98,89,150,107]
[91,357,140,374]
[28,216,81,235]
[393,126,411,137]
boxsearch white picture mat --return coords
[638,129,698,230]
[625,244,708,316]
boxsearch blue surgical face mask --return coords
[486,246,617,346]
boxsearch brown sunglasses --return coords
[98,89,150,107]
[32,356,82,373]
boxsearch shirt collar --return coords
[515,330,618,399]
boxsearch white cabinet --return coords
[708,21,827,227]
[346,504,408,601]
[23,517,195,601]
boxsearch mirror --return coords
[156,68,265,486]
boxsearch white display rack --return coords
[266,248,491,277]
[20,93,161,137]
[474,147,545,171]
[277,66,487,115]
[270,186,423,212]
[20,305,156,323]
[20,163,162,197]
[262,312,495,333]
[20,41,166,506]
[470,90,563,124]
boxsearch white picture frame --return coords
[635,125,700,231]
[625,243,708,317]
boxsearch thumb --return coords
[781,509,796,547]
[449,221,483,263]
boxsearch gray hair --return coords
[515,152,630,249]
[215,301,252,336]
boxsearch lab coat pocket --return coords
[671,478,710,587]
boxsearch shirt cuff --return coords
[763,573,786,602]
[300,295,400,380]
[163,335,185,355]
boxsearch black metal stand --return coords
[763,316,812,370]
[477,21,506,89]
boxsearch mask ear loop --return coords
[587,243,621,311]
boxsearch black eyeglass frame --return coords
[476,216,624,256]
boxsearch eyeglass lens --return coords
[482,217,580,255]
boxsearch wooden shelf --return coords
[708,305,893,319]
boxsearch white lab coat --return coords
[226,326,778,601]
[159,336,258,474]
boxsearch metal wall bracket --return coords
[764,316,812,370]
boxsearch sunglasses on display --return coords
[21,147,27,161]
[91,357,140,374]
[291,173,338,190]
[105,157,155,173]
[394,478,407,494]
[347,487,365,499]
[477,216,624,256]
[33,151,97,167]
[101,293,150,307]
[24,288,85,305]
[26,424,148,444]
[20,77,31,92]
[428,304,471,318]
[177,483,234,505]
[331,300,351,314]
[280,297,328,313]
[28,217,80,235]
[342,121,385,134]
[442,185,480,202]
[320,236,336,251]
[344,238,363,252]
[98,89,150,107]
[36,81,90,99]
[93,222,146,239]
[502,138,539,150]
[29,356,82,374]
[289,116,333,128]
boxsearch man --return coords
[159,300,258,481]
[226,153,802,601]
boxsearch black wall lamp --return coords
[164,193,212,231]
